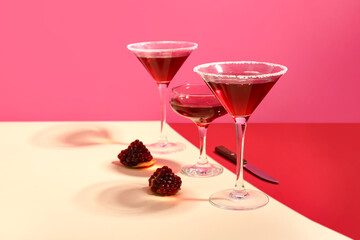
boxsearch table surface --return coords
[170,122,360,240]
[0,121,353,240]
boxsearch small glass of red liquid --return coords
[170,83,227,177]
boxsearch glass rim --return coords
[127,41,198,52]
[193,61,288,79]
[172,83,215,97]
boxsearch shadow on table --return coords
[108,158,182,178]
[31,123,128,148]
[74,181,206,216]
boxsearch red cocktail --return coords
[137,55,189,85]
[194,61,287,209]
[127,41,197,154]
[208,80,277,118]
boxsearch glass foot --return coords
[209,188,269,210]
[147,141,186,154]
[181,164,223,177]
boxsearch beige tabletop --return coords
[0,122,350,240]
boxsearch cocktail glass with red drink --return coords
[170,84,227,177]
[194,61,287,210]
[127,41,197,154]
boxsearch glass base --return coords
[181,163,223,178]
[209,188,269,210]
[147,141,186,154]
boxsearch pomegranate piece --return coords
[118,140,154,168]
[149,166,182,196]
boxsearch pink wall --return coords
[1,0,359,123]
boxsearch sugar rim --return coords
[193,61,288,79]
[127,41,198,53]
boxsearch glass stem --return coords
[158,83,169,145]
[196,125,209,167]
[234,117,248,195]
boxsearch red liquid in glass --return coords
[170,98,227,127]
[207,81,276,117]
[137,56,189,85]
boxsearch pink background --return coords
[1,0,359,123]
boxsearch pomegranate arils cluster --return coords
[118,139,154,168]
[149,166,182,196]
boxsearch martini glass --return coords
[127,41,198,154]
[194,61,287,210]
[170,84,227,177]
